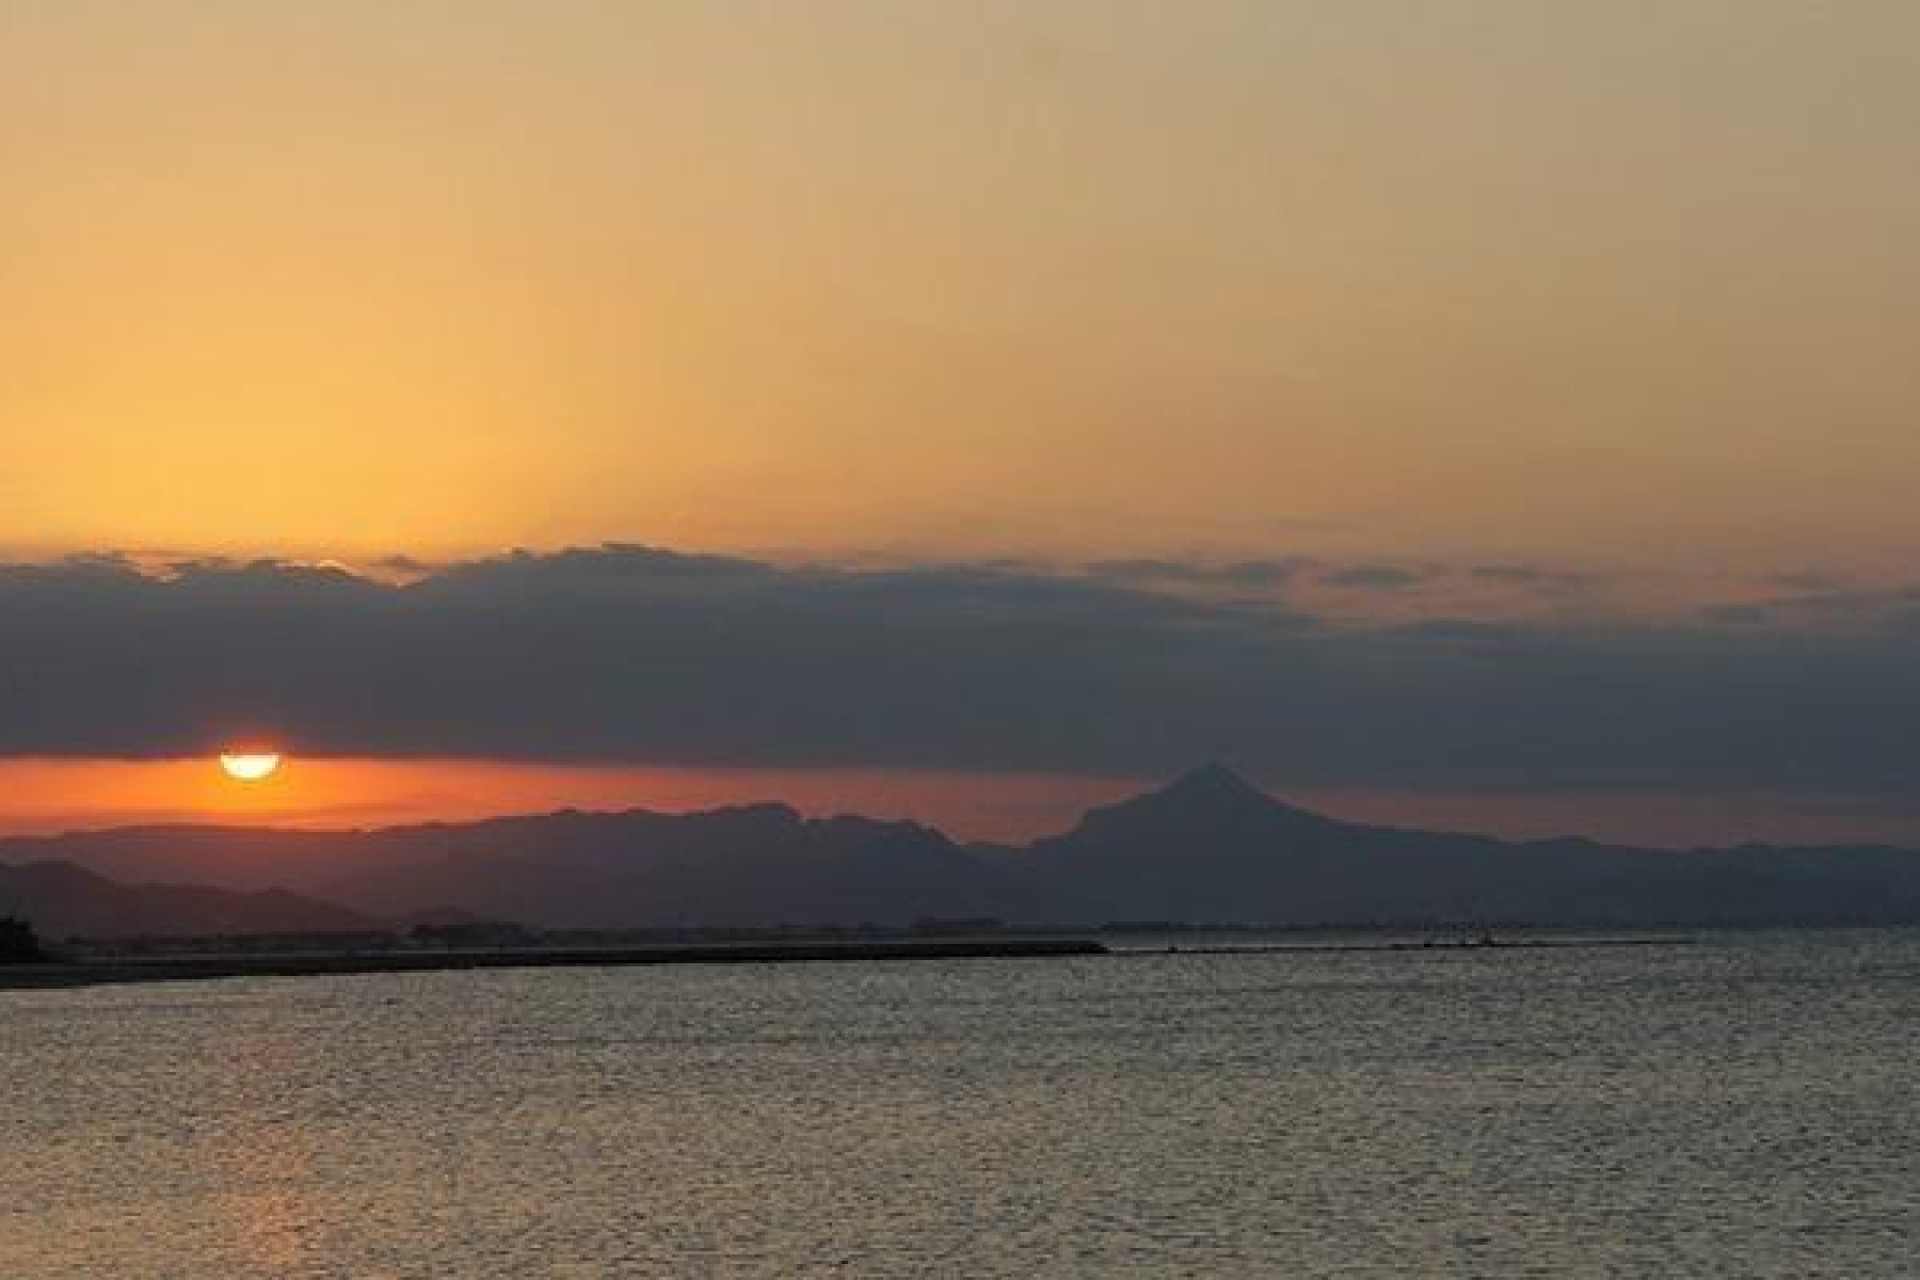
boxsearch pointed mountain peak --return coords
[1057,763,1329,844]
[1158,761,1268,802]
[1140,762,1322,818]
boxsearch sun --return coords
[218,751,284,782]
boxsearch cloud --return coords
[1083,557,1307,588]
[1315,563,1428,591]
[3,545,1920,794]
[1466,563,1603,593]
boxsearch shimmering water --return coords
[4,931,1917,1277]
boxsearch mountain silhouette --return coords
[1067,762,1332,838]
[1023,765,1513,921]
[0,859,374,940]
[5,766,1920,934]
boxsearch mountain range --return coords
[0,858,372,940]
[6,766,1920,938]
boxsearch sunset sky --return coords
[4,2,1919,844]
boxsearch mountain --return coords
[0,859,375,940]
[1020,767,1920,925]
[5,767,1920,932]
[0,805,1009,930]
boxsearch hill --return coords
[0,859,375,940]
[5,767,1920,932]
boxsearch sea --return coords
[3,929,1916,1278]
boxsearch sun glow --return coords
[218,752,283,783]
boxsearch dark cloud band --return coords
[2,545,1917,792]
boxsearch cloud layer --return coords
[3,545,1917,793]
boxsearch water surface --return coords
[4,931,1916,1277]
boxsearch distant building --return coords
[0,916,46,964]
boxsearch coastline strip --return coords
[0,937,1108,991]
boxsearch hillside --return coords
[6,768,1920,931]
[0,859,375,940]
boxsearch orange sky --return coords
[0,758,1143,844]
[4,4,1920,848]
[3,2,1919,574]
[2,758,1916,851]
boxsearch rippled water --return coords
[4,931,1917,1277]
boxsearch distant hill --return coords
[0,859,374,940]
[1017,765,1920,926]
[0,805,1008,930]
[5,767,1920,933]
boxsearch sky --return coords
[3,2,1918,843]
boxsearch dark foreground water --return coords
[4,931,1917,1278]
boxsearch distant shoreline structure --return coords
[0,936,1108,992]
[0,928,1734,993]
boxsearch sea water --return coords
[3,930,1916,1277]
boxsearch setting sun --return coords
[217,752,283,783]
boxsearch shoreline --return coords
[1123,936,1700,956]
[0,937,1108,991]
[0,932,1722,991]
